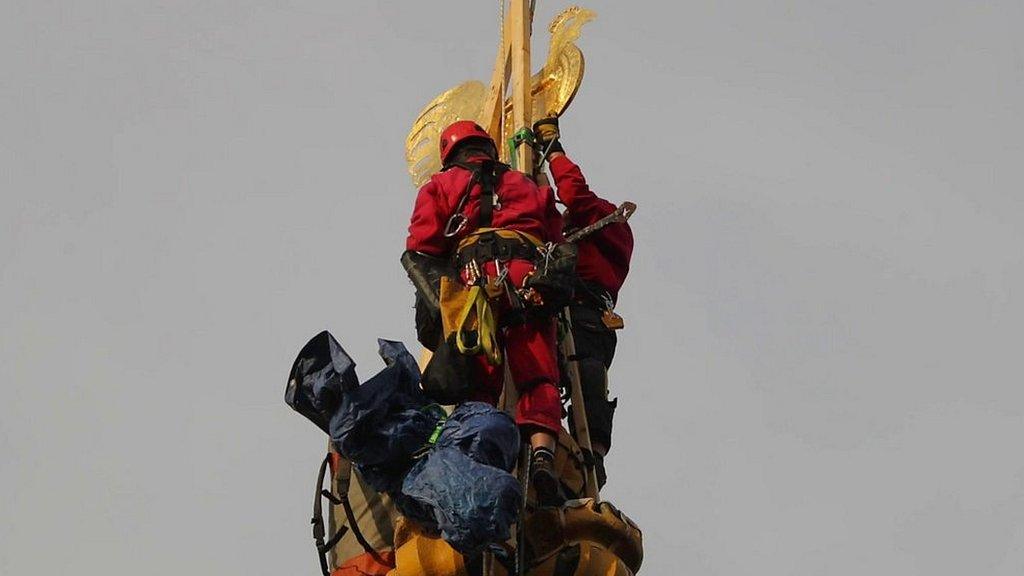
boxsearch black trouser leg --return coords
[575,357,616,453]
[566,304,619,488]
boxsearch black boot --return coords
[594,451,608,490]
[531,447,564,507]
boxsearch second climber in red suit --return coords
[405,120,565,504]
[533,117,634,488]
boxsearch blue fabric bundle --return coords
[329,339,435,493]
[403,402,522,552]
[284,330,359,434]
[285,331,523,554]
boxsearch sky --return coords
[2,1,1023,575]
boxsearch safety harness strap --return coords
[312,454,342,576]
[479,163,495,228]
[454,284,502,366]
[454,228,541,268]
[445,159,509,232]
[312,453,387,575]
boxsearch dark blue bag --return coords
[286,333,523,554]
[402,447,522,554]
[284,330,359,434]
[400,402,522,553]
[434,401,520,472]
[329,339,434,493]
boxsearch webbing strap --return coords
[312,454,343,576]
[454,285,502,366]
[479,166,494,228]
[457,227,543,250]
[447,160,508,231]
[454,230,541,270]
[314,453,387,571]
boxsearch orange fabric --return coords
[332,550,395,576]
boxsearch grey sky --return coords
[2,1,1023,575]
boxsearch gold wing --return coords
[404,7,596,187]
[405,81,487,189]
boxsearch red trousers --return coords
[462,259,563,434]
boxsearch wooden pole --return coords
[561,310,601,501]
[509,0,534,174]
[481,10,512,142]
[508,5,539,575]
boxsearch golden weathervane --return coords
[404,6,596,188]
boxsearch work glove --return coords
[533,117,564,156]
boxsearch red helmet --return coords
[439,120,495,165]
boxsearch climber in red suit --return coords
[406,120,565,504]
[534,116,634,488]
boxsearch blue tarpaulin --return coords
[284,330,359,434]
[402,402,522,552]
[285,331,522,554]
[329,339,433,493]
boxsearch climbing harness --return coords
[443,159,509,238]
[456,228,541,267]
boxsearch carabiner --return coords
[444,213,468,238]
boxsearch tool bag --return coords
[421,334,474,405]
[420,276,478,405]
[401,250,454,351]
[524,240,578,315]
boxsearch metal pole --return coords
[516,441,531,575]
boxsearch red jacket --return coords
[406,160,564,256]
[549,155,634,300]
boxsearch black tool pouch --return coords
[414,297,442,351]
[420,333,474,405]
[401,250,455,351]
[525,242,578,315]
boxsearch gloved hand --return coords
[532,117,564,156]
